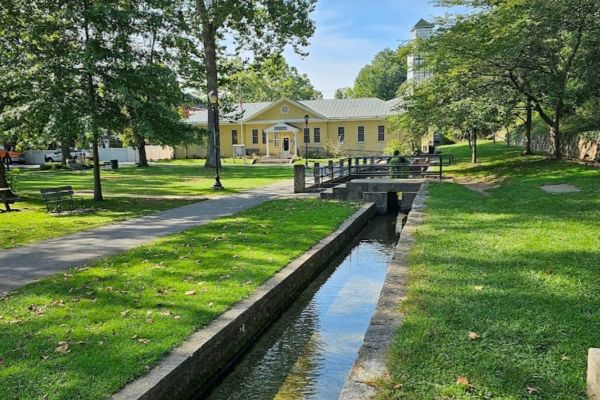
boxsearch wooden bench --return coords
[40,186,83,213]
[0,187,21,212]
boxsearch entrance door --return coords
[282,137,290,158]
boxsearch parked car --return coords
[0,147,25,164]
[44,149,92,163]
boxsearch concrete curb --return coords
[112,202,377,400]
[589,348,600,399]
[339,184,428,400]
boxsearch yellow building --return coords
[186,97,401,158]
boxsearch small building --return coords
[186,97,401,158]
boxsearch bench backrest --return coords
[0,188,18,200]
[41,186,75,201]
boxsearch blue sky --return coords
[283,0,459,98]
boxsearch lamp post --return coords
[304,114,309,166]
[209,90,223,190]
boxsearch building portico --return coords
[263,123,299,159]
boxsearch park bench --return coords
[0,187,21,212]
[40,186,83,213]
[66,159,86,172]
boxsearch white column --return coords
[293,130,298,157]
[266,131,270,157]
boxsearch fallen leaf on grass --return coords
[561,354,570,361]
[473,285,484,291]
[393,383,403,390]
[456,376,470,385]
[208,302,215,307]
[55,342,70,353]
[137,338,151,345]
[120,310,130,317]
[174,315,181,320]
[185,290,196,296]
[159,310,172,316]
[468,332,481,341]
[526,386,539,395]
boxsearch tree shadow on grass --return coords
[389,175,599,398]
[0,199,355,399]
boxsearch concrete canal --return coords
[203,214,399,400]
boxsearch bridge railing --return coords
[299,154,453,191]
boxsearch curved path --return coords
[0,180,311,295]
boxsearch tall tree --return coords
[185,0,316,168]
[334,87,354,99]
[353,47,408,100]
[227,54,321,102]
[432,0,600,158]
[116,1,198,167]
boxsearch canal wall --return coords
[339,183,428,399]
[112,202,378,400]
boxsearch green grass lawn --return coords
[0,197,194,250]
[0,160,292,249]
[0,198,359,400]
[383,142,600,399]
[12,159,292,197]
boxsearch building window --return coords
[303,128,310,143]
[337,127,345,143]
[232,129,238,145]
[314,128,321,143]
[357,126,365,143]
[262,130,267,144]
[274,132,279,147]
[377,125,385,141]
[252,129,259,145]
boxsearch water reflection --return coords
[205,215,398,400]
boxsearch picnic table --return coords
[0,187,21,212]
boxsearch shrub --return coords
[40,162,65,170]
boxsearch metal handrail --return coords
[304,153,451,190]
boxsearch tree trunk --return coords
[550,122,561,159]
[523,101,532,155]
[136,133,148,167]
[506,127,511,147]
[471,131,478,164]
[91,133,103,201]
[84,13,103,201]
[0,161,9,189]
[198,3,220,169]
[61,141,71,163]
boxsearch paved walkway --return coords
[0,180,313,295]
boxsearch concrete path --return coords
[0,180,313,295]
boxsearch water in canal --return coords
[204,215,399,400]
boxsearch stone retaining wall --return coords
[339,184,428,399]
[112,203,377,400]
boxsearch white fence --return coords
[24,146,175,165]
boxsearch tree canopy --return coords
[351,47,408,100]
[227,55,321,102]
[397,0,600,160]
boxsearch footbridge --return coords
[294,154,451,214]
